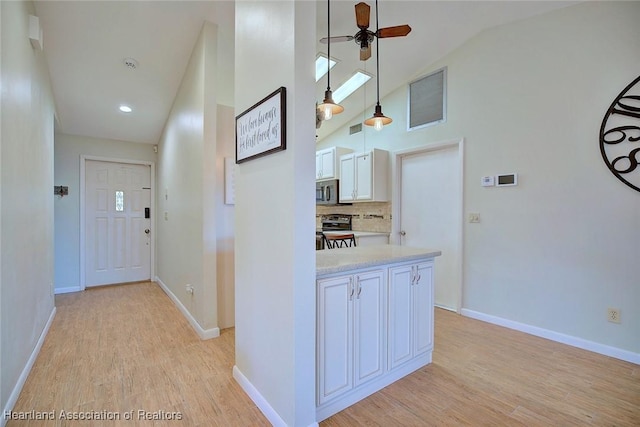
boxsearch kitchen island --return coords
[316,245,441,421]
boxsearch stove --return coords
[317,214,353,250]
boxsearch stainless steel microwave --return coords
[316,179,339,205]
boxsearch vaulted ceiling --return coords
[34,1,575,145]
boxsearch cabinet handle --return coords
[349,277,354,301]
[411,265,416,285]
[356,276,362,299]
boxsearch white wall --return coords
[234,1,316,426]
[1,0,56,417]
[319,2,640,358]
[53,133,156,292]
[215,105,236,329]
[156,21,226,335]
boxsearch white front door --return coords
[398,143,462,311]
[85,160,151,287]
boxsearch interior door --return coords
[399,145,461,311]
[85,160,151,287]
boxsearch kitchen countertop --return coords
[318,230,390,237]
[317,244,441,276]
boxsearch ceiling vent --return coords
[123,57,139,70]
[349,123,363,135]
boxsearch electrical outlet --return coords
[607,308,621,324]
[469,213,480,223]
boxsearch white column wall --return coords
[234,1,316,426]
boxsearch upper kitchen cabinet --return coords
[339,149,389,203]
[316,147,353,181]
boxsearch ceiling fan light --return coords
[364,104,392,130]
[318,89,344,120]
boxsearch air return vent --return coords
[349,123,362,135]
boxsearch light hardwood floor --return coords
[8,282,639,426]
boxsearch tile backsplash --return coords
[317,202,391,233]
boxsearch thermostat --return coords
[481,176,495,187]
[496,173,518,187]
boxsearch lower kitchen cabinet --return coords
[317,269,385,405]
[388,261,434,370]
[316,257,435,421]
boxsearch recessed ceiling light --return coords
[119,105,132,113]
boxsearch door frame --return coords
[391,138,465,313]
[80,155,156,291]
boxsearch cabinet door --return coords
[315,152,322,179]
[353,270,385,386]
[413,262,434,356]
[355,152,373,200]
[319,148,335,179]
[317,275,353,404]
[387,265,414,370]
[339,154,355,202]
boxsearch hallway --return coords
[8,282,268,426]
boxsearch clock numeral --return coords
[612,96,640,120]
[602,125,640,145]
[611,148,640,174]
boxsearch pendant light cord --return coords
[326,0,331,93]
[363,60,367,153]
[375,0,380,107]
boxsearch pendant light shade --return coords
[320,0,343,121]
[364,104,392,130]
[319,90,344,120]
[364,0,391,131]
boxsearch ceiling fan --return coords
[320,1,411,61]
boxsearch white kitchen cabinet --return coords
[388,261,434,370]
[339,149,388,202]
[317,269,385,405]
[316,146,352,181]
[316,250,438,422]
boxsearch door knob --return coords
[144,229,150,234]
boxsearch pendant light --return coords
[318,0,343,120]
[364,0,392,131]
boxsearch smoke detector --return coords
[123,57,139,70]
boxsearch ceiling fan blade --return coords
[360,45,371,61]
[355,2,370,29]
[319,35,355,44]
[377,24,412,38]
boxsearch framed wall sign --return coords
[236,86,286,164]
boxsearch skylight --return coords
[315,55,336,82]
[333,71,372,104]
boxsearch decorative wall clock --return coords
[599,75,640,192]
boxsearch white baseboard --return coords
[461,309,640,365]
[233,366,295,427]
[154,277,219,340]
[2,306,57,427]
[54,285,82,295]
